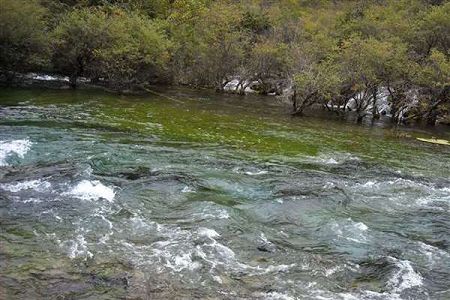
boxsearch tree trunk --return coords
[217,78,230,92]
[4,71,16,86]
[426,111,438,126]
[372,87,380,119]
[235,79,244,94]
[356,114,365,123]
[69,74,77,89]
[423,96,445,126]
[291,90,297,112]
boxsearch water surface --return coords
[1,88,449,299]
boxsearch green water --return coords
[0,87,449,299]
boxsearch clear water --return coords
[0,88,449,299]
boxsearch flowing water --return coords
[0,87,449,300]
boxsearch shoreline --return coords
[1,74,449,131]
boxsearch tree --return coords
[52,7,113,87]
[240,40,290,95]
[413,2,450,57]
[52,6,171,88]
[338,37,415,122]
[412,49,450,125]
[95,12,172,87]
[170,1,248,90]
[0,0,49,78]
[291,58,342,116]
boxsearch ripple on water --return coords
[352,177,450,212]
[331,256,425,300]
[107,217,297,282]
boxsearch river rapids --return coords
[0,88,449,299]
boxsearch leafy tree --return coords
[413,2,450,56]
[52,7,171,88]
[412,49,450,125]
[171,1,248,90]
[52,7,113,87]
[291,58,342,115]
[242,40,291,95]
[0,0,49,77]
[338,37,415,122]
[95,12,172,87]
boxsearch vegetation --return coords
[0,0,49,77]
[0,0,449,125]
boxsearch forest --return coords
[0,0,449,125]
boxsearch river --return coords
[0,87,449,299]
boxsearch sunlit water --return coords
[0,88,449,299]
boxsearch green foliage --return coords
[412,49,450,123]
[52,7,112,83]
[0,0,49,73]
[413,2,450,56]
[241,10,271,35]
[52,6,171,86]
[339,37,413,90]
[250,41,291,77]
[168,0,210,24]
[170,1,248,88]
[415,49,450,88]
[292,58,343,114]
[95,11,172,84]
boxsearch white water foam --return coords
[361,180,376,187]
[22,198,43,204]
[181,185,195,193]
[29,73,70,82]
[0,179,51,193]
[66,235,93,259]
[260,291,295,300]
[123,221,295,279]
[324,158,339,164]
[325,266,341,277]
[165,252,202,272]
[93,211,114,243]
[260,232,270,244]
[304,153,360,166]
[387,257,423,294]
[440,187,450,193]
[330,218,369,244]
[340,257,424,300]
[415,186,450,210]
[232,166,268,176]
[0,139,32,166]
[244,170,268,176]
[354,178,450,212]
[198,227,220,239]
[417,241,449,268]
[193,206,230,220]
[65,180,115,202]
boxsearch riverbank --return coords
[2,73,450,129]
